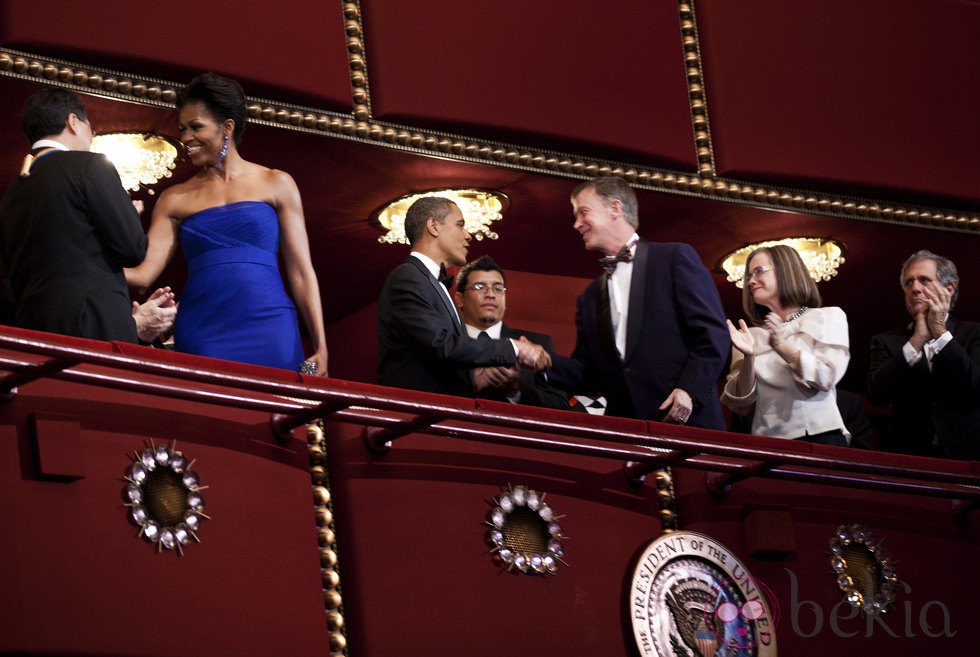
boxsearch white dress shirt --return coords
[31,139,70,151]
[607,233,639,359]
[465,321,502,340]
[722,306,850,440]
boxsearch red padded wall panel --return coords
[0,0,354,109]
[364,0,699,168]
[0,379,330,656]
[698,0,980,205]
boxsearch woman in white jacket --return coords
[722,244,850,445]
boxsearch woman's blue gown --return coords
[173,201,304,371]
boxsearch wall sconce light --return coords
[372,188,509,245]
[90,132,180,193]
[720,237,846,288]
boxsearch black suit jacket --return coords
[0,149,146,342]
[551,240,729,429]
[867,316,980,459]
[474,324,570,410]
[376,256,518,395]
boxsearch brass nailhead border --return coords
[679,1,716,178]
[655,468,680,533]
[1,48,976,233]
[343,1,371,120]
[309,421,348,656]
[0,50,177,106]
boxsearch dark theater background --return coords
[1,1,977,656]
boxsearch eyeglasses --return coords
[746,265,774,281]
[467,282,506,294]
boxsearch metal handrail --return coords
[0,330,977,501]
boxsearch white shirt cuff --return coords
[930,330,953,355]
[902,341,922,366]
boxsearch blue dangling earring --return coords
[215,134,230,172]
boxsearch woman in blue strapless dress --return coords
[124,73,327,374]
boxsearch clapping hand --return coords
[132,286,176,342]
[921,281,952,340]
[763,312,785,347]
[764,312,801,366]
[726,319,754,356]
[515,336,552,372]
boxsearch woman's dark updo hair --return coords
[177,73,247,144]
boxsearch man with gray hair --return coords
[867,250,980,459]
[549,176,729,429]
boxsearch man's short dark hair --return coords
[901,249,960,308]
[403,196,457,245]
[177,72,247,145]
[456,254,506,292]
[21,88,87,144]
[571,176,639,228]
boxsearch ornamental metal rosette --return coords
[486,484,567,575]
[124,441,208,555]
[829,523,898,616]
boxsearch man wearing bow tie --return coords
[376,196,552,395]
[0,88,174,344]
[549,177,729,429]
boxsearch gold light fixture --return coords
[720,237,846,288]
[373,188,509,245]
[90,132,180,193]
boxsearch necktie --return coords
[438,263,454,289]
[598,238,637,274]
[478,331,491,342]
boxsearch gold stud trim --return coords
[343,2,371,120]
[0,49,178,107]
[678,1,716,178]
[308,421,348,656]
[654,467,679,533]
[1,48,975,234]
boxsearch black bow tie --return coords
[438,263,454,289]
[599,241,636,275]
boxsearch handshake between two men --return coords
[473,335,551,396]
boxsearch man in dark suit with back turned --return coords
[0,88,174,343]
[376,196,551,395]
[867,250,980,459]
[549,176,730,429]
[454,255,569,410]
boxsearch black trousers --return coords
[798,428,848,447]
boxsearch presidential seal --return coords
[629,532,777,657]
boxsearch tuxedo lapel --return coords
[597,272,621,362]
[624,240,648,362]
[408,257,461,332]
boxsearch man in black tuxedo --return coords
[549,176,729,429]
[376,196,551,395]
[0,88,174,343]
[867,250,980,459]
[454,255,569,410]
